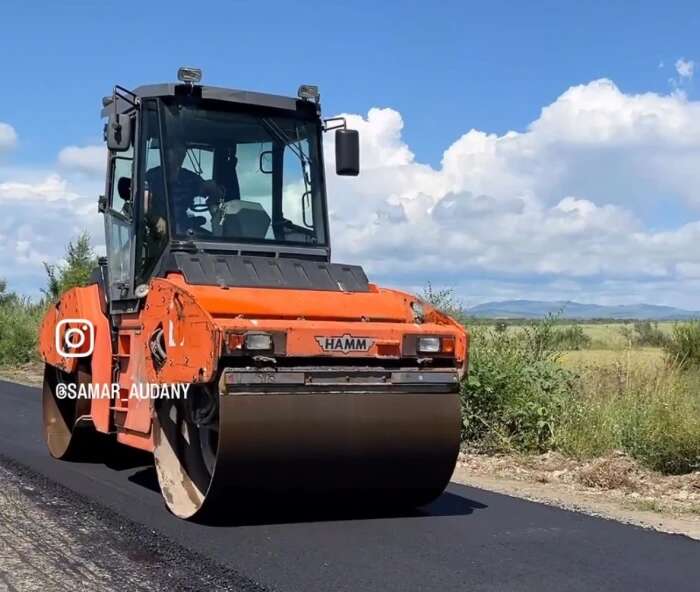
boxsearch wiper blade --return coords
[261,118,308,165]
[261,117,312,188]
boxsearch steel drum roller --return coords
[154,390,461,519]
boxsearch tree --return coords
[43,232,98,301]
[0,278,19,307]
[421,282,466,322]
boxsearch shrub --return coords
[632,321,669,347]
[0,291,42,366]
[461,313,700,474]
[664,321,700,369]
[462,315,577,452]
[551,325,591,350]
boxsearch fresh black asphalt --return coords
[0,379,696,591]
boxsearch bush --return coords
[461,313,700,474]
[633,321,669,347]
[551,325,591,350]
[462,315,577,452]
[618,321,669,348]
[664,321,700,369]
[0,291,42,366]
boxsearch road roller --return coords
[38,67,469,519]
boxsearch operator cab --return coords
[100,68,360,313]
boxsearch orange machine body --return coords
[39,272,469,453]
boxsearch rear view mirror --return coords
[106,114,132,152]
[335,129,359,176]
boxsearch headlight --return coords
[417,336,440,353]
[416,335,456,355]
[244,333,273,351]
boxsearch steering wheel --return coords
[189,196,211,213]
[189,183,225,212]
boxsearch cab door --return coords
[103,116,138,314]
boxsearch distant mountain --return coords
[466,300,700,320]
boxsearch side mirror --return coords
[335,129,359,176]
[259,150,273,174]
[106,114,132,152]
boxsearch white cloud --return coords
[0,122,18,152]
[0,170,103,296]
[324,79,700,308]
[0,174,81,202]
[675,58,694,80]
[58,145,106,176]
[3,79,700,308]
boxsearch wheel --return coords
[153,385,220,519]
[41,363,97,460]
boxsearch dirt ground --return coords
[0,363,43,387]
[452,450,700,540]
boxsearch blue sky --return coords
[1,1,699,306]
[1,0,696,166]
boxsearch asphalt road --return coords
[0,379,697,592]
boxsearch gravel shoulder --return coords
[452,451,700,540]
[0,364,43,387]
[0,455,267,592]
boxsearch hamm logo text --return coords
[316,334,374,354]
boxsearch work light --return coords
[298,84,320,102]
[177,66,202,84]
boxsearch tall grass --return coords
[664,320,700,369]
[558,362,700,474]
[460,315,700,474]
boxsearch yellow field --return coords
[560,347,665,370]
[573,322,675,350]
[478,320,676,369]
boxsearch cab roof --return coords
[101,83,318,118]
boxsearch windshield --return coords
[145,100,327,246]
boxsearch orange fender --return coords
[38,284,113,432]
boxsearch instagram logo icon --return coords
[55,319,95,358]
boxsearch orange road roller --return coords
[38,67,469,519]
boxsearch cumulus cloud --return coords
[58,145,107,176]
[0,122,18,153]
[3,79,700,307]
[0,170,103,295]
[325,80,700,307]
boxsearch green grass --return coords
[0,297,43,367]
[556,361,700,474]
[460,317,700,474]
